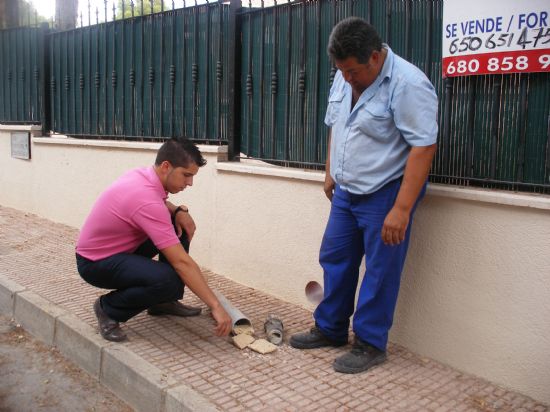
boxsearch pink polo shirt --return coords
[76,166,180,261]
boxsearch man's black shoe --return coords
[147,301,202,317]
[93,298,127,342]
[333,337,386,374]
[289,326,347,349]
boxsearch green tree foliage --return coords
[0,0,49,28]
[116,0,168,19]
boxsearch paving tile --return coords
[0,205,548,412]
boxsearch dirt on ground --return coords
[0,314,133,412]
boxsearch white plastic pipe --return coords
[213,290,254,335]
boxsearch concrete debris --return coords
[232,333,255,350]
[248,339,277,354]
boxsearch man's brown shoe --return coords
[93,298,127,342]
[147,301,202,317]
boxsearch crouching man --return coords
[75,138,231,341]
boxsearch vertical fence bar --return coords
[515,75,528,183]
[149,4,155,137]
[111,3,116,136]
[43,24,51,133]
[169,1,176,137]
[404,0,411,60]
[140,1,145,136]
[490,76,502,179]
[130,1,136,136]
[72,22,77,134]
[16,30,21,121]
[246,0,252,155]
[284,0,292,161]
[465,76,477,179]
[424,0,433,76]
[385,0,391,44]
[258,0,265,157]
[160,8,165,136]
[65,32,70,134]
[270,0,278,159]
[216,0,223,140]
[329,0,337,88]
[79,14,84,134]
[298,0,306,162]
[103,1,108,134]
[25,28,30,121]
[313,0,320,163]
[9,30,14,120]
[95,8,100,135]
[192,0,199,139]
[204,0,211,141]
[31,28,37,122]
[50,35,56,132]
[182,3,188,137]
[443,77,453,177]
[87,3,92,135]
[121,2,126,136]
[227,0,241,160]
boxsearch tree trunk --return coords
[55,0,78,30]
[0,0,19,29]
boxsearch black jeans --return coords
[76,231,190,322]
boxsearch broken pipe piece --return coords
[213,290,254,335]
[305,280,324,304]
[264,314,284,345]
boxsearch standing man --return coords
[76,138,232,342]
[290,17,438,374]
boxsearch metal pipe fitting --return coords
[264,314,284,345]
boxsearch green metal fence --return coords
[239,0,549,193]
[49,2,230,142]
[0,0,549,193]
[0,25,49,129]
[239,0,444,168]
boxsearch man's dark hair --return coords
[155,138,207,168]
[327,17,383,64]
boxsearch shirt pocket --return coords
[325,92,345,126]
[357,101,394,139]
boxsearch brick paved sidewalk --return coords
[0,205,547,412]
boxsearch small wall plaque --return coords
[11,132,31,160]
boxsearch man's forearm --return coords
[393,144,437,213]
[161,244,221,310]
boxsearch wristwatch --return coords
[174,206,189,216]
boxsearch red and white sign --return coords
[442,0,550,77]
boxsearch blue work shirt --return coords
[324,45,438,195]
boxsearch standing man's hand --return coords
[210,304,232,336]
[324,173,335,201]
[381,206,410,246]
[175,208,196,241]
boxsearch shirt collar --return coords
[366,44,393,95]
[351,44,393,111]
[146,166,168,200]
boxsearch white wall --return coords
[1,127,549,404]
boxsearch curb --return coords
[0,274,219,412]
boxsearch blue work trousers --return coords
[76,231,190,322]
[314,179,426,351]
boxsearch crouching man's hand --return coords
[210,304,232,336]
